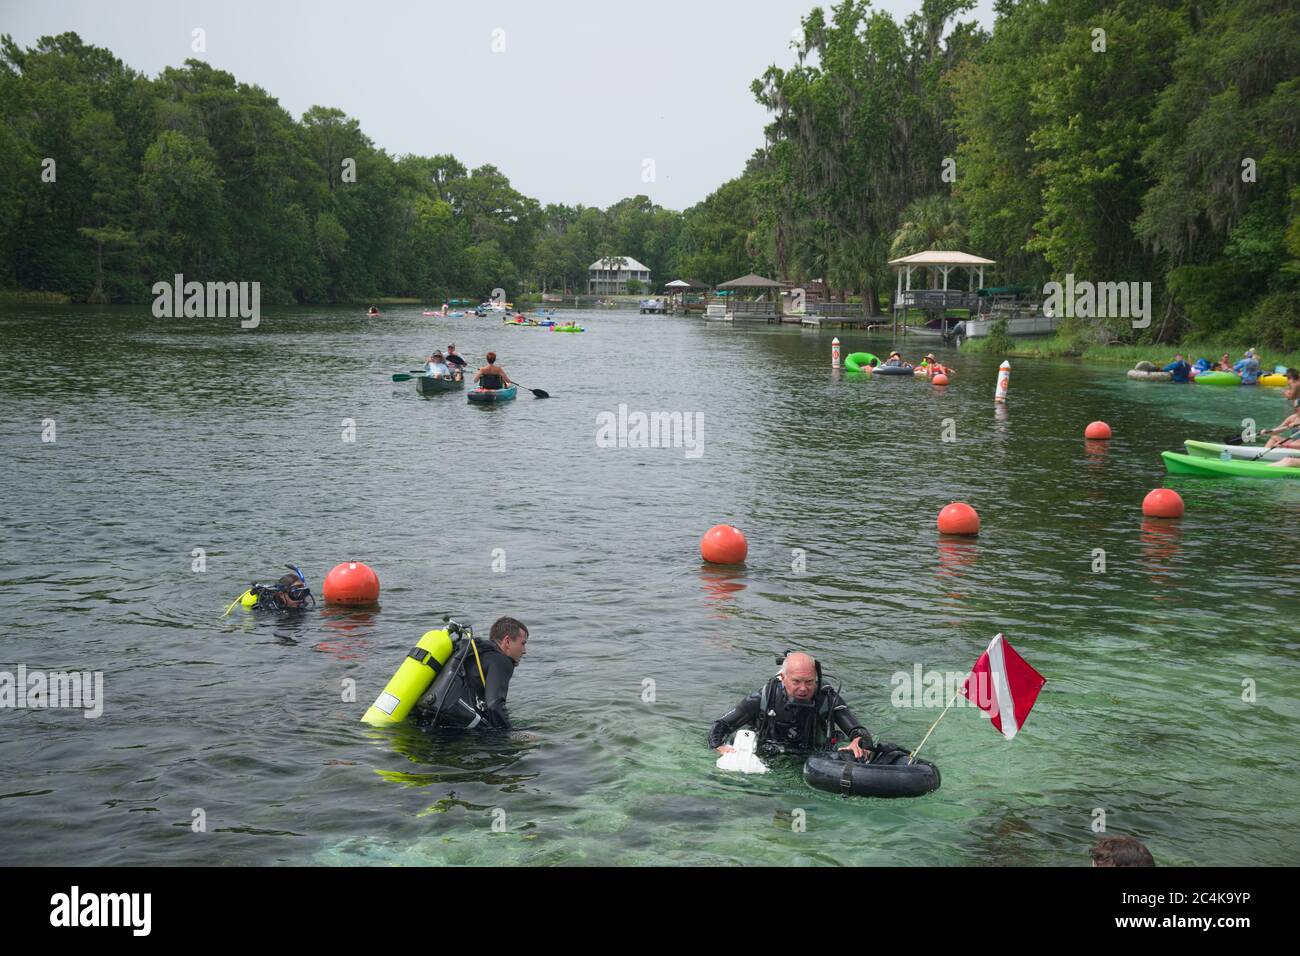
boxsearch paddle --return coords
[1246,428,1300,460]
[511,383,549,398]
[391,369,432,382]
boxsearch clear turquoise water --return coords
[1,305,1296,866]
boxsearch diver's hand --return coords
[715,745,736,755]
[839,737,870,760]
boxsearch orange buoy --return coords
[700,524,748,564]
[322,561,380,606]
[1084,421,1112,440]
[937,502,980,536]
[932,373,949,386]
[1142,488,1184,519]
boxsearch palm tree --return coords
[890,194,965,288]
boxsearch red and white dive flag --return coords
[960,633,1045,739]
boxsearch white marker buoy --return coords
[832,337,841,369]
[994,360,1010,402]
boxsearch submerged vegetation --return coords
[1,0,1297,347]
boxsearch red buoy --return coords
[937,502,980,536]
[700,524,748,564]
[931,373,949,386]
[1084,421,1112,440]
[1142,488,1184,519]
[323,561,380,606]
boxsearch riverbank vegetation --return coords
[960,327,1300,370]
[1,0,1296,348]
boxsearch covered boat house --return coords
[715,273,784,323]
[888,250,994,339]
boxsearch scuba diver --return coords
[414,616,529,730]
[709,652,872,760]
[224,565,314,615]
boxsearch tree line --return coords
[2,0,1297,346]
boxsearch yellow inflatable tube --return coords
[361,629,455,726]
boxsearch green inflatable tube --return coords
[844,352,880,373]
[1194,371,1240,386]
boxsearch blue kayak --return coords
[467,385,517,404]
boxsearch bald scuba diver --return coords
[415,616,528,730]
[709,652,872,760]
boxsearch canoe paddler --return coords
[444,344,467,370]
[474,351,512,390]
[424,351,453,379]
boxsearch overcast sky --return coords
[3,0,996,210]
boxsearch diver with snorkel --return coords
[224,565,315,615]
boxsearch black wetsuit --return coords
[419,639,516,730]
[708,677,872,755]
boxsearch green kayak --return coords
[1183,440,1295,462]
[416,375,465,396]
[1162,451,1300,479]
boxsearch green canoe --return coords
[1161,451,1300,479]
[416,375,465,396]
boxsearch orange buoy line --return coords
[700,524,748,564]
[323,561,381,606]
[1143,489,1184,519]
[937,502,980,536]
[1085,421,1112,440]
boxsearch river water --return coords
[1,305,1296,866]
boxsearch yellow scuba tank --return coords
[240,590,258,608]
[361,628,455,726]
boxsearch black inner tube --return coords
[803,748,940,799]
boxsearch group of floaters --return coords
[843,349,952,385]
[1127,349,1300,474]
[1129,348,1294,387]
[502,312,584,332]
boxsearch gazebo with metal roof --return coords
[717,273,785,322]
[888,250,996,338]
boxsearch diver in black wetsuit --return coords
[416,616,528,730]
[709,652,872,759]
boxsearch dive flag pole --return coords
[908,688,961,765]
